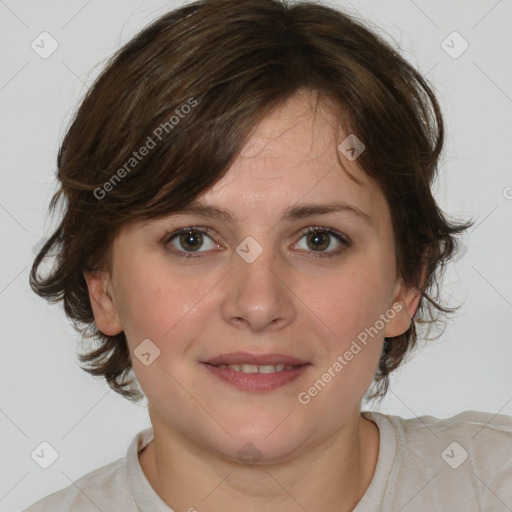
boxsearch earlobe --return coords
[383,278,423,338]
[83,270,123,336]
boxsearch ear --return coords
[83,270,123,336]
[384,266,426,338]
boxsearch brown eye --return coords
[179,230,204,252]
[295,227,350,258]
[164,227,220,258]
[306,231,331,251]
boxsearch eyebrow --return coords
[169,200,373,225]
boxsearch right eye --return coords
[163,227,222,258]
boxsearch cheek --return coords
[113,256,217,357]
[112,258,179,342]
[310,264,391,341]
[113,266,197,398]
[298,264,391,404]
[299,271,388,405]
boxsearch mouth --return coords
[208,363,303,374]
[201,352,311,391]
[202,352,309,367]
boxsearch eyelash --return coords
[162,226,351,260]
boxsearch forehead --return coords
[196,91,389,228]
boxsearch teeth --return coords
[259,364,283,373]
[217,364,296,373]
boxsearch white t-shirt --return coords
[23,410,512,511]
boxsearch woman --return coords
[26,0,512,510]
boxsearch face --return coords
[86,90,420,463]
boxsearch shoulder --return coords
[366,410,512,509]
[22,457,131,512]
[393,409,512,459]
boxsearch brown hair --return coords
[30,0,473,403]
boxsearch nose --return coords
[220,238,296,333]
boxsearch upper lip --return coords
[202,352,309,366]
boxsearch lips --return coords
[202,352,309,367]
[201,352,311,391]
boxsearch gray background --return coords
[1,0,511,510]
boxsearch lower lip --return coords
[201,363,311,391]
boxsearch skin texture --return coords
[85,90,422,511]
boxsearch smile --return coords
[202,362,311,391]
[214,363,297,373]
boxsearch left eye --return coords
[163,226,350,258]
[295,227,349,257]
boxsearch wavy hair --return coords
[30,0,473,403]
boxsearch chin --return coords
[205,419,311,465]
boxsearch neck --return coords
[139,411,379,511]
